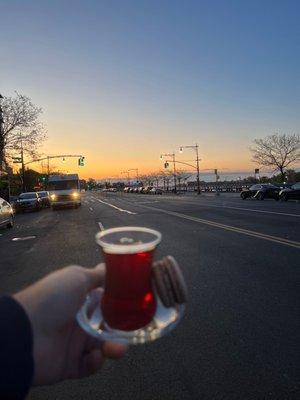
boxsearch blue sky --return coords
[1,0,299,177]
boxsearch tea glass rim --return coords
[95,226,162,254]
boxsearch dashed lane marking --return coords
[98,222,105,231]
[96,198,137,215]
[12,236,36,242]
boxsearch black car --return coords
[17,192,42,212]
[279,182,300,201]
[37,191,51,207]
[240,184,280,200]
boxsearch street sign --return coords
[13,161,22,164]
[255,168,259,174]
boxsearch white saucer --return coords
[77,288,185,344]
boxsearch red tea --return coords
[101,250,156,330]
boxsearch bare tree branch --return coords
[250,133,300,179]
[0,93,47,166]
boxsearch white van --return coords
[47,174,81,209]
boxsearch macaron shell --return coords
[165,256,188,304]
[160,261,176,307]
[152,261,173,308]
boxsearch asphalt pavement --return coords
[0,191,299,399]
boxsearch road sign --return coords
[13,160,22,164]
[255,168,259,174]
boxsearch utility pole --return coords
[179,143,201,195]
[20,133,26,192]
[160,153,177,193]
[0,94,4,171]
[195,143,200,195]
[128,168,139,184]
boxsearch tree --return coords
[0,93,46,168]
[250,133,300,181]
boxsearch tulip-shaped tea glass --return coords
[77,227,185,344]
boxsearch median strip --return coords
[138,204,300,250]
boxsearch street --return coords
[0,192,299,399]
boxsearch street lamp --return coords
[121,170,130,185]
[128,168,139,184]
[160,152,177,193]
[179,144,201,195]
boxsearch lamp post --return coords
[121,170,130,186]
[128,168,139,184]
[179,143,201,195]
[160,152,177,193]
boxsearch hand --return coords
[14,264,128,385]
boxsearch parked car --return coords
[138,187,144,193]
[279,182,300,201]
[149,188,163,195]
[37,191,51,207]
[17,192,42,212]
[0,197,14,229]
[142,186,153,194]
[240,184,280,200]
[9,196,20,213]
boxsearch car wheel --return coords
[241,193,247,200]
[280,193,288,202]
[7,215,14,228]
[257,192,264,200]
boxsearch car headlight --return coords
[72,192,79,198]
[50,194,56,200]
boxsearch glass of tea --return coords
[77,226,185,344]
[96,226,161,331]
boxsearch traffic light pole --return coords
[160,153,177,193]
[179,143,201,195]
[24,154,85,177]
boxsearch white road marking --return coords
[137,204,300,249]
[96,198,137,215]
[192,203,300,218]
[98,222,105,231]
[12,236,36,242]
[89,207,93,211]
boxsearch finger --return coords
[102,341,128,359]
[81,349,105,377]
[84,263,106,291]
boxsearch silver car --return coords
[0,197,14,229]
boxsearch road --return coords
[0,192,299,399]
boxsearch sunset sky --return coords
[1,0,299,179]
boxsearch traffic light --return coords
[39,175,48,183]
[164,162,169,169]
[78,157,85,166]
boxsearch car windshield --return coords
[249,185,261,190]
[261,184,277,188]
[19,193,37,199]
[47,180,78,190]
[292,183,300,190]
[38,192,48,198]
